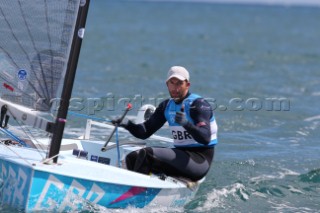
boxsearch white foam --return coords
[195,183,248,211]
[268,200,313,212]
[250,168,300,183]
[94,205,183,213]
[311,91,320,96]
[304,115,320,122]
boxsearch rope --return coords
[0,127,28,147]
[0,140,33,166]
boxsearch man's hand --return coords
[111,117,130,128]
[175,111,188,126]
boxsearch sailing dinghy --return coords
[0,0,203,211]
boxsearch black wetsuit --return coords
[124,92,216,181]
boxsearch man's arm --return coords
[183,98,213,145]
[125,100,168,139]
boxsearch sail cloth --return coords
[0,0,81,112]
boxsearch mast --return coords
[48,0,90,163]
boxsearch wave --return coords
[304,115,320,122]
[299,168,320,183]
[193,164,320,212]
[249,168,300,183]
[194,182,249,212]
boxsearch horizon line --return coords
[130,0,320,7]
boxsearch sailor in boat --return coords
[112,66,218,181]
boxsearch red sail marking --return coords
[110,186,147,204]
[3,83,14,92]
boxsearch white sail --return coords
[0,0,81,131]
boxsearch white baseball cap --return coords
[166,66,190,82]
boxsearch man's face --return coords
[166,77,190,102]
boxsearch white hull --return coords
[0,138,200,211]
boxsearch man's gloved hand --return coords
[111,117,130,128]
[175,111,188,126]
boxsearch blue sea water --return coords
[3,0,320,212]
